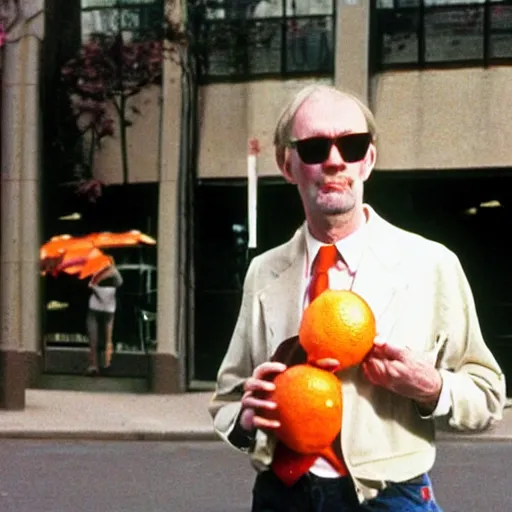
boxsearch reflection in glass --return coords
[116,261,157,352]
[199,14,333,78]
[377,0,419,7]
[378,9,419,65]
[232,223,249,289]
[253,0,285,17]
[195,0,334,80]
[491,4,512,58]
[82,0,156,8]
[424,6,484,62]
[82,9,139,41]
[81,0,162,42]
[42,184,159,375]
[247,18,282,74]
[378,0,503,6]
[82,0,120,7]
[285,0,332,16]
[198,21,248,77]
[286,16,333,73]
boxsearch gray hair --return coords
[273,85,377,162]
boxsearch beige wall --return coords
[197,78,332,178]
[372,67,512,171]
[90,84,164,184]
[196,0,371,180]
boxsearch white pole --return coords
[247,138,259,249]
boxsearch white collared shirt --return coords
[301,219,368,312]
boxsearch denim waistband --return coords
[306,472,428,486]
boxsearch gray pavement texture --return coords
[0,389,511,442]
[0,440,510,512]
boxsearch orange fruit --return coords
[299,289,376,371]
[263,364,342,454]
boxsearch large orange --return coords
[299,289,376,371]
[263,364,342,454]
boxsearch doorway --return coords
[40,183,159,391]
[192,171,512,394]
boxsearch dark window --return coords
[379,9,419,65]
[42,183,159,353]
[491,4,512,58]
[192,179,303,383]
[424,6,484,62]
[81,0,163,42]
[374,0,512,70]
[191,0,335,83]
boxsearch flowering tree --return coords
[59,17,188,200]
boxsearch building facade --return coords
[1,0,512,408]
[191,0,512,393]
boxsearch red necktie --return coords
[271,245,348,486]
[308,245,339,303]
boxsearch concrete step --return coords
[35,374,149,394]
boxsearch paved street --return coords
[0,440,510,511]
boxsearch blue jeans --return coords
[251,470,443,511]
[362,473,443,511]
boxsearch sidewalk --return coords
[0,389,510,442]
[0,390,216,441]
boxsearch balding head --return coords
[274,85,377,167]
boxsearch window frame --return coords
[80,0,164,43]
[373,0,512,71]
[192,0,337,84]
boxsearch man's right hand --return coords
[238,358,340,432]
[239,361,287,432]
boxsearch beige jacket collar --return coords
[259,206,407,351]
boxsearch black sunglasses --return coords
[288,133,372,165]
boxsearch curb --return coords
[0,430,220,442]
[437,433,512,442]
[0,430,510,442]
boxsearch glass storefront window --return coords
[41,0,164,378]
[192,179,303,384]
[42,185,159,373]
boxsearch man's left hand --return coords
[361,338,442,413]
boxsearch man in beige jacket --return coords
[209,84,506,511]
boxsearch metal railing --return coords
[374,1,512,69]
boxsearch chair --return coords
[136,306,157,353]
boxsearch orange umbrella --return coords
[59,247,106,276]
[87,230,156,248]
[40,230,156,279]
[80,253,113,279]
[40,235,94,261]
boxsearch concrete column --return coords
[334,0,371,103]
[0,3,45,409]
[151,39,183,393]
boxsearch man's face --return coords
[281,93,375,218]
